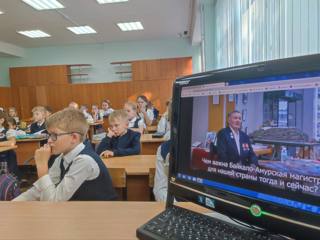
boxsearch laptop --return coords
[137,54,320,240]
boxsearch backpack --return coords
[0,173,20,201]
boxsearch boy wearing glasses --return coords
[13,108,116,201]
[96,110,141,158]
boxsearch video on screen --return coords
[190,88,320,197]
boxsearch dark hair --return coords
[7,117,17,126]
[137,95,152,109]
[44,106,53,113]
[0,111,9,129]
[102,99,111,105]
[227,110,241,118]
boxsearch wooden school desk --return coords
[0,202,209,240]
[15,138,46,165]
[103,155,156,201]
[0,145,17,153]
[145,125,157,133]
[140,134,166,155]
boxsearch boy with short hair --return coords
[30,106,47,134]
[96,110,141,158]
[13,108,117,201]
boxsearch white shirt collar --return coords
[229,126,239,136]
[61,142,85,165]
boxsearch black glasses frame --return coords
[47,132,83,141]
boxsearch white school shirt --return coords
[13,143,100,201]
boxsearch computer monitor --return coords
[168,54,320,239]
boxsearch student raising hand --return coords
[34,144,52,178]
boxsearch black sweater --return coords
[96,129,141,156]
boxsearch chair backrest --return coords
[149,167,156,188]
[108,168,126,188]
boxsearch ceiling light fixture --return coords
[67,26,97,35]
[97,0,129,4]
[22,0,64,10]
[18,30,51,38]
[0,10,4,14]
[117,21,144,31]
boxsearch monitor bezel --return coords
[168,54,320,240]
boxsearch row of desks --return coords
[14,133,165,166]
[103,155,156,201]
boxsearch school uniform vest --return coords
[160,140,171,160]
[132,117,142,128]
[61,147,117,201]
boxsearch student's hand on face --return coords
[100,150,114,158]
[34,144,52,178]
[141,102,147,112]
[107,128,115,138]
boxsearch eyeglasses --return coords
[47,132,82,141]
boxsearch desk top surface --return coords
[103,155,156,175]
[0,202,208,240]
[140,133,166,143]
[0,145,17,152]
[88,121,104,126]
[16,137,47,143]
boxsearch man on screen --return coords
[216,110,258,166]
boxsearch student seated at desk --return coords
[124,101,145,134]
[137,95,155,126]
[30,106,47,134]
[8,107,20,125]
[96,110,141,158]
[157,100,171,140]
[0,112,20,178]
[13,108,117,201]
[153,140,171,202]
[101,99,114,118]
[6,117,26,138]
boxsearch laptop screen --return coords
[169,54,320,239]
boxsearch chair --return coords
[148,167,156,200]
[108,168,127,200]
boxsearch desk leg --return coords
[126,175,150,201]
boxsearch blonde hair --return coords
[46,108,89,142]
[124,101,138,112]
[108,109,129,123]
[32,106,46,114]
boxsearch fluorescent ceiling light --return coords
[117,21,144,31]
[18,30,51,38]
[97,0,129,4]
[22,0,64,10]
[0,10,4,14]
[67,26,97,35]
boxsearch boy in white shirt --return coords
[13,108,116,201]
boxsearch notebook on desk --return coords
[137,54,320,240]
[152,132,165,138]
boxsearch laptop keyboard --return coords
[136,205,283,240]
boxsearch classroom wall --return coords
[191,96,209,146]
[236,92,264,135]
[0,38,201,86]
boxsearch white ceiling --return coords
[0,0,194,48]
